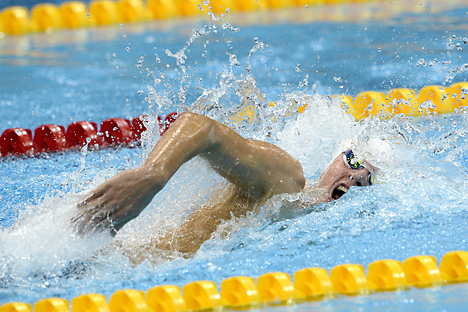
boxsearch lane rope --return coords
[0,113,177,157]
[0,0,399,36]
[2,83,467,158]
[1,250,468,311]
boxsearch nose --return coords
[352,169,372,187]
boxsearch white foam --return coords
[0,190,113,279]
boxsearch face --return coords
[317,150,377,202]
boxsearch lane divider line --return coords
[2,82,468,158]
[0,0,395,36]
[0,113,177,158]
[1,251,468,312]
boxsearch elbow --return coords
[176,111,196,124]
[293,161,306,192]
[295,173,306,192]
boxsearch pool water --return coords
[2,0,468,310]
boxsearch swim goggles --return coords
[343,149,375,185]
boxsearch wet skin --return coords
[71,112,375,256]
[318,153,377,202]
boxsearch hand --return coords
[71,166,161,235]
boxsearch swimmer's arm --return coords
[72,111,305,235]
[72,166,164,234]
[72,113,229,234]
[71,113,205,233]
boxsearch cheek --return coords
[320,155,346,181]
[322,165,348,184]
[320,168,336,183]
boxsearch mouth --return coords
[331,184,349,200]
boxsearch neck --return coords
[302,180,329,206]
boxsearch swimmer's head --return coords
[317,149,378,202]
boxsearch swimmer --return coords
[72,112,376,256]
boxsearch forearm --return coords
[143,112,216,183]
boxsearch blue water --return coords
[2,1,468,311]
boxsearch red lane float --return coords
[100,118,134,145]
[0,128,34,156]
[158,112,178,135]
[33,124,67,153]
[131,116,147,141]
[66,121,101,148]
[0,112,177,158]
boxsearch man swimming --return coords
[72,112,376,256]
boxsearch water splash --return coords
[3,10,468,308]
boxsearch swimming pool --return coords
[2,0,468,310]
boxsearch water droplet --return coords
[418,58,426,66]
[334,76,342,83]
[120,24,124,28]
[377,47,381,52]
[279,224,288,231]
[136,56,144,69]
[126,47,131,52]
